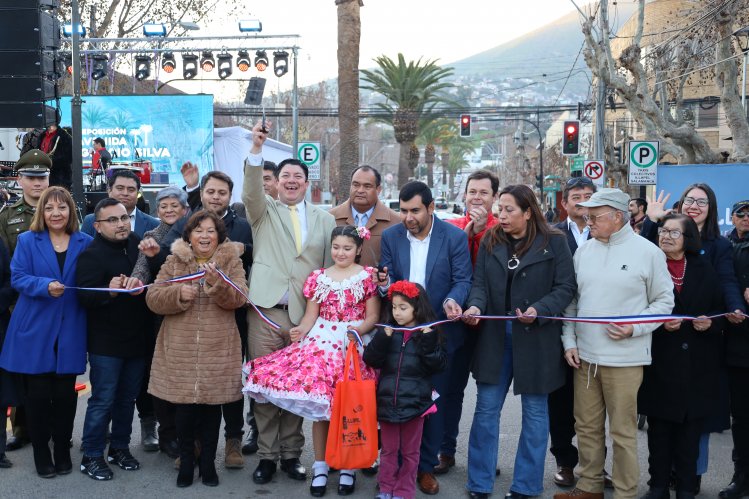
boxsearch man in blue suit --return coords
[81,170,159,238]
[377,181,473,495]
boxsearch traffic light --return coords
[562,120,580,156]
[460,114,471,137]
[613,144,623,164]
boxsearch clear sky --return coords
[190,0,586,91]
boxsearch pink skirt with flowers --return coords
[242,317,376,421]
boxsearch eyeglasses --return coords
[657,228,683,239]
[734,212,749,219]
[582,210,615,223]
[682,197,709,207]
[96,215,130,224]
[566,177,594,188]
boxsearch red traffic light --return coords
[566,124,577,135]
[562,120,580,156]
[460,114,471,137]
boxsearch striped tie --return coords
[289,204,302,254]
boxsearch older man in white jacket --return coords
[554,188,674,499]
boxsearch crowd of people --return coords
[0,120,748,499]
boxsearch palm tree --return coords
[417,118,453,188]
[335,0,363,202]
[361,54,454,188]
[443,137,476,194]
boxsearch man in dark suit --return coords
[81,170,159,238]
[549,176,604,489]
[376,181,473,495]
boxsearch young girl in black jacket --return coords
[363,281,447,499]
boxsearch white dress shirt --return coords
[128,208,136,232]
[352,205,375,227]
[567,217,590,248]
[406,216,435,288]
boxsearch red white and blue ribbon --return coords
[376,311,749,333]
[215,268,281,330]
[70,268,281,331]
[69,270,206,294]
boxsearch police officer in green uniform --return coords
[0,149,50,451]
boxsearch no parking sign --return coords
[628,141,659,185]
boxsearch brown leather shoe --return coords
[417,471,440,495]
[433,454,455,475]
[553,488,604,499]
[553,466,575,487]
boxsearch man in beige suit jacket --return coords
[242,122,335,485]
[328,165,400,268]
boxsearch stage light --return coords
[273,51,289,77]
[91,54,108,80]
[217,53,233,80]
[62,24,86,37]
[135,55,151,81]
[143,23,167,37]
[236,50,251,72]
[161,52,176,74]
[238,19,262,32]
[200,51,215,72]
[255,50,268,72]
[182,53,199,79]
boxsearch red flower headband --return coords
[388,280,419,300]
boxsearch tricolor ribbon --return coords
[376,311,749,333]
[215,268,281,330]
[69,270,206,294]
[70,268,282,331]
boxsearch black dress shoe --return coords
[159,438,180,459]
[337,471,356,496]
[280,457,306,481]
[5,435,29,451]
[310,472,328,497]
[253,459,277,484]
[0,453,12,468]
[469,492,490,499]
[505,492,531,499]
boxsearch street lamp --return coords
[734,26,749,111]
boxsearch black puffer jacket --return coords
[363,327,447,423]
[726,229,749,367]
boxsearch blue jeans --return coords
[82,354,144,457]
[466,322,549,496]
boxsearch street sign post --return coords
[628,140,659,185]
[583,160,605,188]
[297,142,321,181]
[571,155,585,173]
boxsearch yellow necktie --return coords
[289,204,302,254]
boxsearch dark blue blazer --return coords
[81,208,159,238]
[554,219,591,256]
[0,230,93,374]
[380,216,473,353]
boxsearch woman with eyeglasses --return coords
[644,183,745,493]
[638,214,724,499]
[462,184,576,499]
[0,186,93,477]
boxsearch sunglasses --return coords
[735,212,749,219]
[566,177,594,188]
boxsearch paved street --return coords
[3,376,735,498]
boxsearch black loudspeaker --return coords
[244,77,266,106]
[0,0,60,128]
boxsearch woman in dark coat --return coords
[0,241,17,469]
[638,214,724,499]
[462,184,576,499]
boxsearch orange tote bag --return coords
[325,342,378,469]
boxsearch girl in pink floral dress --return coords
[243,225,380,496]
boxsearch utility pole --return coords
[595,2,606,160]
[70,0,85,216]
